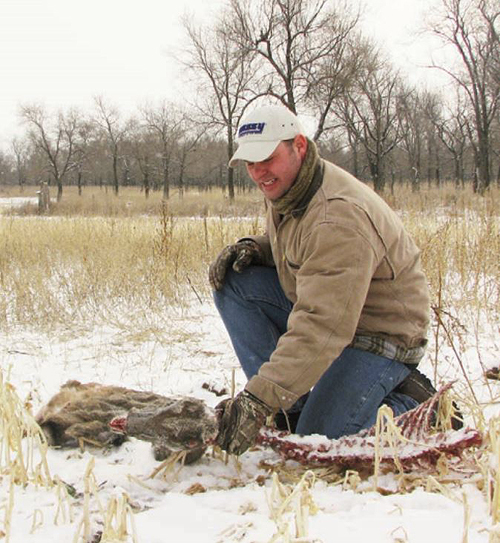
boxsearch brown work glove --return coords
[209,240,263,291]
[215,390,273,455]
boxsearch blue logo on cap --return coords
[239,122,266,137]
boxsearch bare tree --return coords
[335,58,405,192]
[229,0,360,115]
[428,0,500,192]
[20,105,80,201]
[423,94,448,187]
[182,11,255,200]
[0,151,13,186]
[141,101,184,200]
[129,120,156,199]
[397,88,428,191]
[72,120,96,196]
[93,96,130,195]
[173,114,206,199]
[431,92,469,186]
[306,32,369,141]
[11,137,30,192]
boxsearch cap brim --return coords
[228,140,280,168]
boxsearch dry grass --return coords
[0,182,498,334]
[391,186,500,311]
[1,185,265,218]
[404,197,500,337]
[0,210,263,329]
[396,187,500,400]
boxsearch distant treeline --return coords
[0,0,498,200]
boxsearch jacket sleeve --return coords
[245,218,383,411]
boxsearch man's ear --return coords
[294,134,308,161]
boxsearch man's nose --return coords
[249,161,267,179]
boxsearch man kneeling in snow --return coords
[211,105,436,456]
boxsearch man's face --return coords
[245,136,307,200]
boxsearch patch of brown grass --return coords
[3,185,265,218]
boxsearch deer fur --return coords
[35,380,218,463]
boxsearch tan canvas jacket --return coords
[244,160,430,411]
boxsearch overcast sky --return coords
[0,0,447,150]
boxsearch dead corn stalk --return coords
[73,456,103,543]
[53,476,76,526]
[0,369,52,486]
[489,526,500,543]
[373,405,405,490]
[100,493,138,543]
[431,305,479,405]
[0,369,53,541]
[148,450,187,480]
[72,456,139,542]
[0,477,15,543]
[267,470,319,542]
[487,419,500,525]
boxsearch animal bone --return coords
[257,385,481,471]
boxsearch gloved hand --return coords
[209,240,263,291]
[215,390,273,455]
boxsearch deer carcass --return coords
[35,380,218,464]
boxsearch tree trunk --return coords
[453,156,461,189]
[352,145,359,179]
[162,156,170,200]
[476,135,491,193]
[144,159,150,199]
[113,154,119,195]
[178,163,185,199]
[227,167,235,201]
[369,157,385,193]
[227,130,235,201]
[411,167,420,192]
[56,177,63,202]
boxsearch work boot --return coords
[395,368,463,430]
[395,368,437,403]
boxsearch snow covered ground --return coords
[1,295,499,543]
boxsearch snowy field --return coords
[1,192,499,542]
[1,293,500,543]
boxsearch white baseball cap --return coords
[229,105,304,168]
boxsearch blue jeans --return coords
[213,266,418,439]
